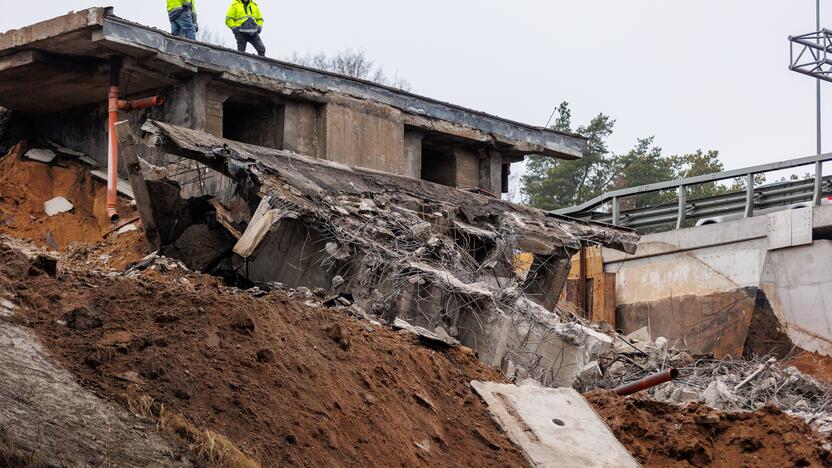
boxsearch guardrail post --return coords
[744,173,755,218]
[814,161,823,205]
[612,197,620,226]
[676,185,687,229]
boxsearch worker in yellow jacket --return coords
[167,0,198,40]
[226,0,266,56]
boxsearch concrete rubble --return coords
[24,148,56,163]
[114,119,639,389]
[596,331,832,438]
[43,196,73,216]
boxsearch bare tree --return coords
[288,48,412,92]
[197,27,232,48]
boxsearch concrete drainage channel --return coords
[471,382,639,468]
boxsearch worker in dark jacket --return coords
[226,0,266,56]
[167,0,198,40]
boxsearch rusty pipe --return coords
[613,368,679,396]
[106,70,120,222]
[106,86,120,221]
[106,56,164,222]
[118,96,165,111]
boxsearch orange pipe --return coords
[107,85,120,222]
[118,96,165,111]
[105,57,164,222]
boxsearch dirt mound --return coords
[788,352,832,385]
[0,242,528,467]
[586,390,831,467]
[0,143,144,269]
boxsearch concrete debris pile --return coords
[653,356,830,409]
[116,120,639,388]
[597,331,832,437]
[123,251,191,276]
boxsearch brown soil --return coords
[788,352,832,385]
[0,143,142,269]
[587,391,831,467]
[0,241,529,467]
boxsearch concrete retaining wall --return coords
[603,205,832,357]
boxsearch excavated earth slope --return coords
[0,142,145,269]
[0,239,528,467]
[587,391,831,467]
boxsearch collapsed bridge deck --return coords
[116,119,637,386]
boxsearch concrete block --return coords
[90,170,134,199]
[471,382,638,467]
[43,197,73,216]
[116,223,138,235]
[24,148,56,163]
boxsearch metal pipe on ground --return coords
[613,368,679,396]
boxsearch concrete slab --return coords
[43,197,73,216]
[90,170,134,199]
[24,148,56,163]
[471,381,638,468]
[116,223,138,235]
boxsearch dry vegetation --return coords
[124,388,260,468]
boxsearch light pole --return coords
[816,0,823,204]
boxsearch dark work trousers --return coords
[234,31,266,56]
[170,10,197,40]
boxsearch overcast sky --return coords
[1,1,827,174]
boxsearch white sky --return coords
[0,1,828,173]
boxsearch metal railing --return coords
[555,151,832,232]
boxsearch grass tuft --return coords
[124,390,260,468]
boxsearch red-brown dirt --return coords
[0,241,529,467]
[586,391,831,467]
[788,352,832,386]
[0,143,143,269]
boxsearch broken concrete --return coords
[471,381,639,467]
[43,196,73,216]
[117,120,637,388]
[24,148,55,163]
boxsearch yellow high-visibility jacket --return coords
[167,0,197,18]
[226,0,264,34]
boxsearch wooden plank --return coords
[567,246,603,280]
[591,273,617,327]
[577,246,587,313]
[114,120,160,252]
[210,198,242,239]
[232,195,282,258]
